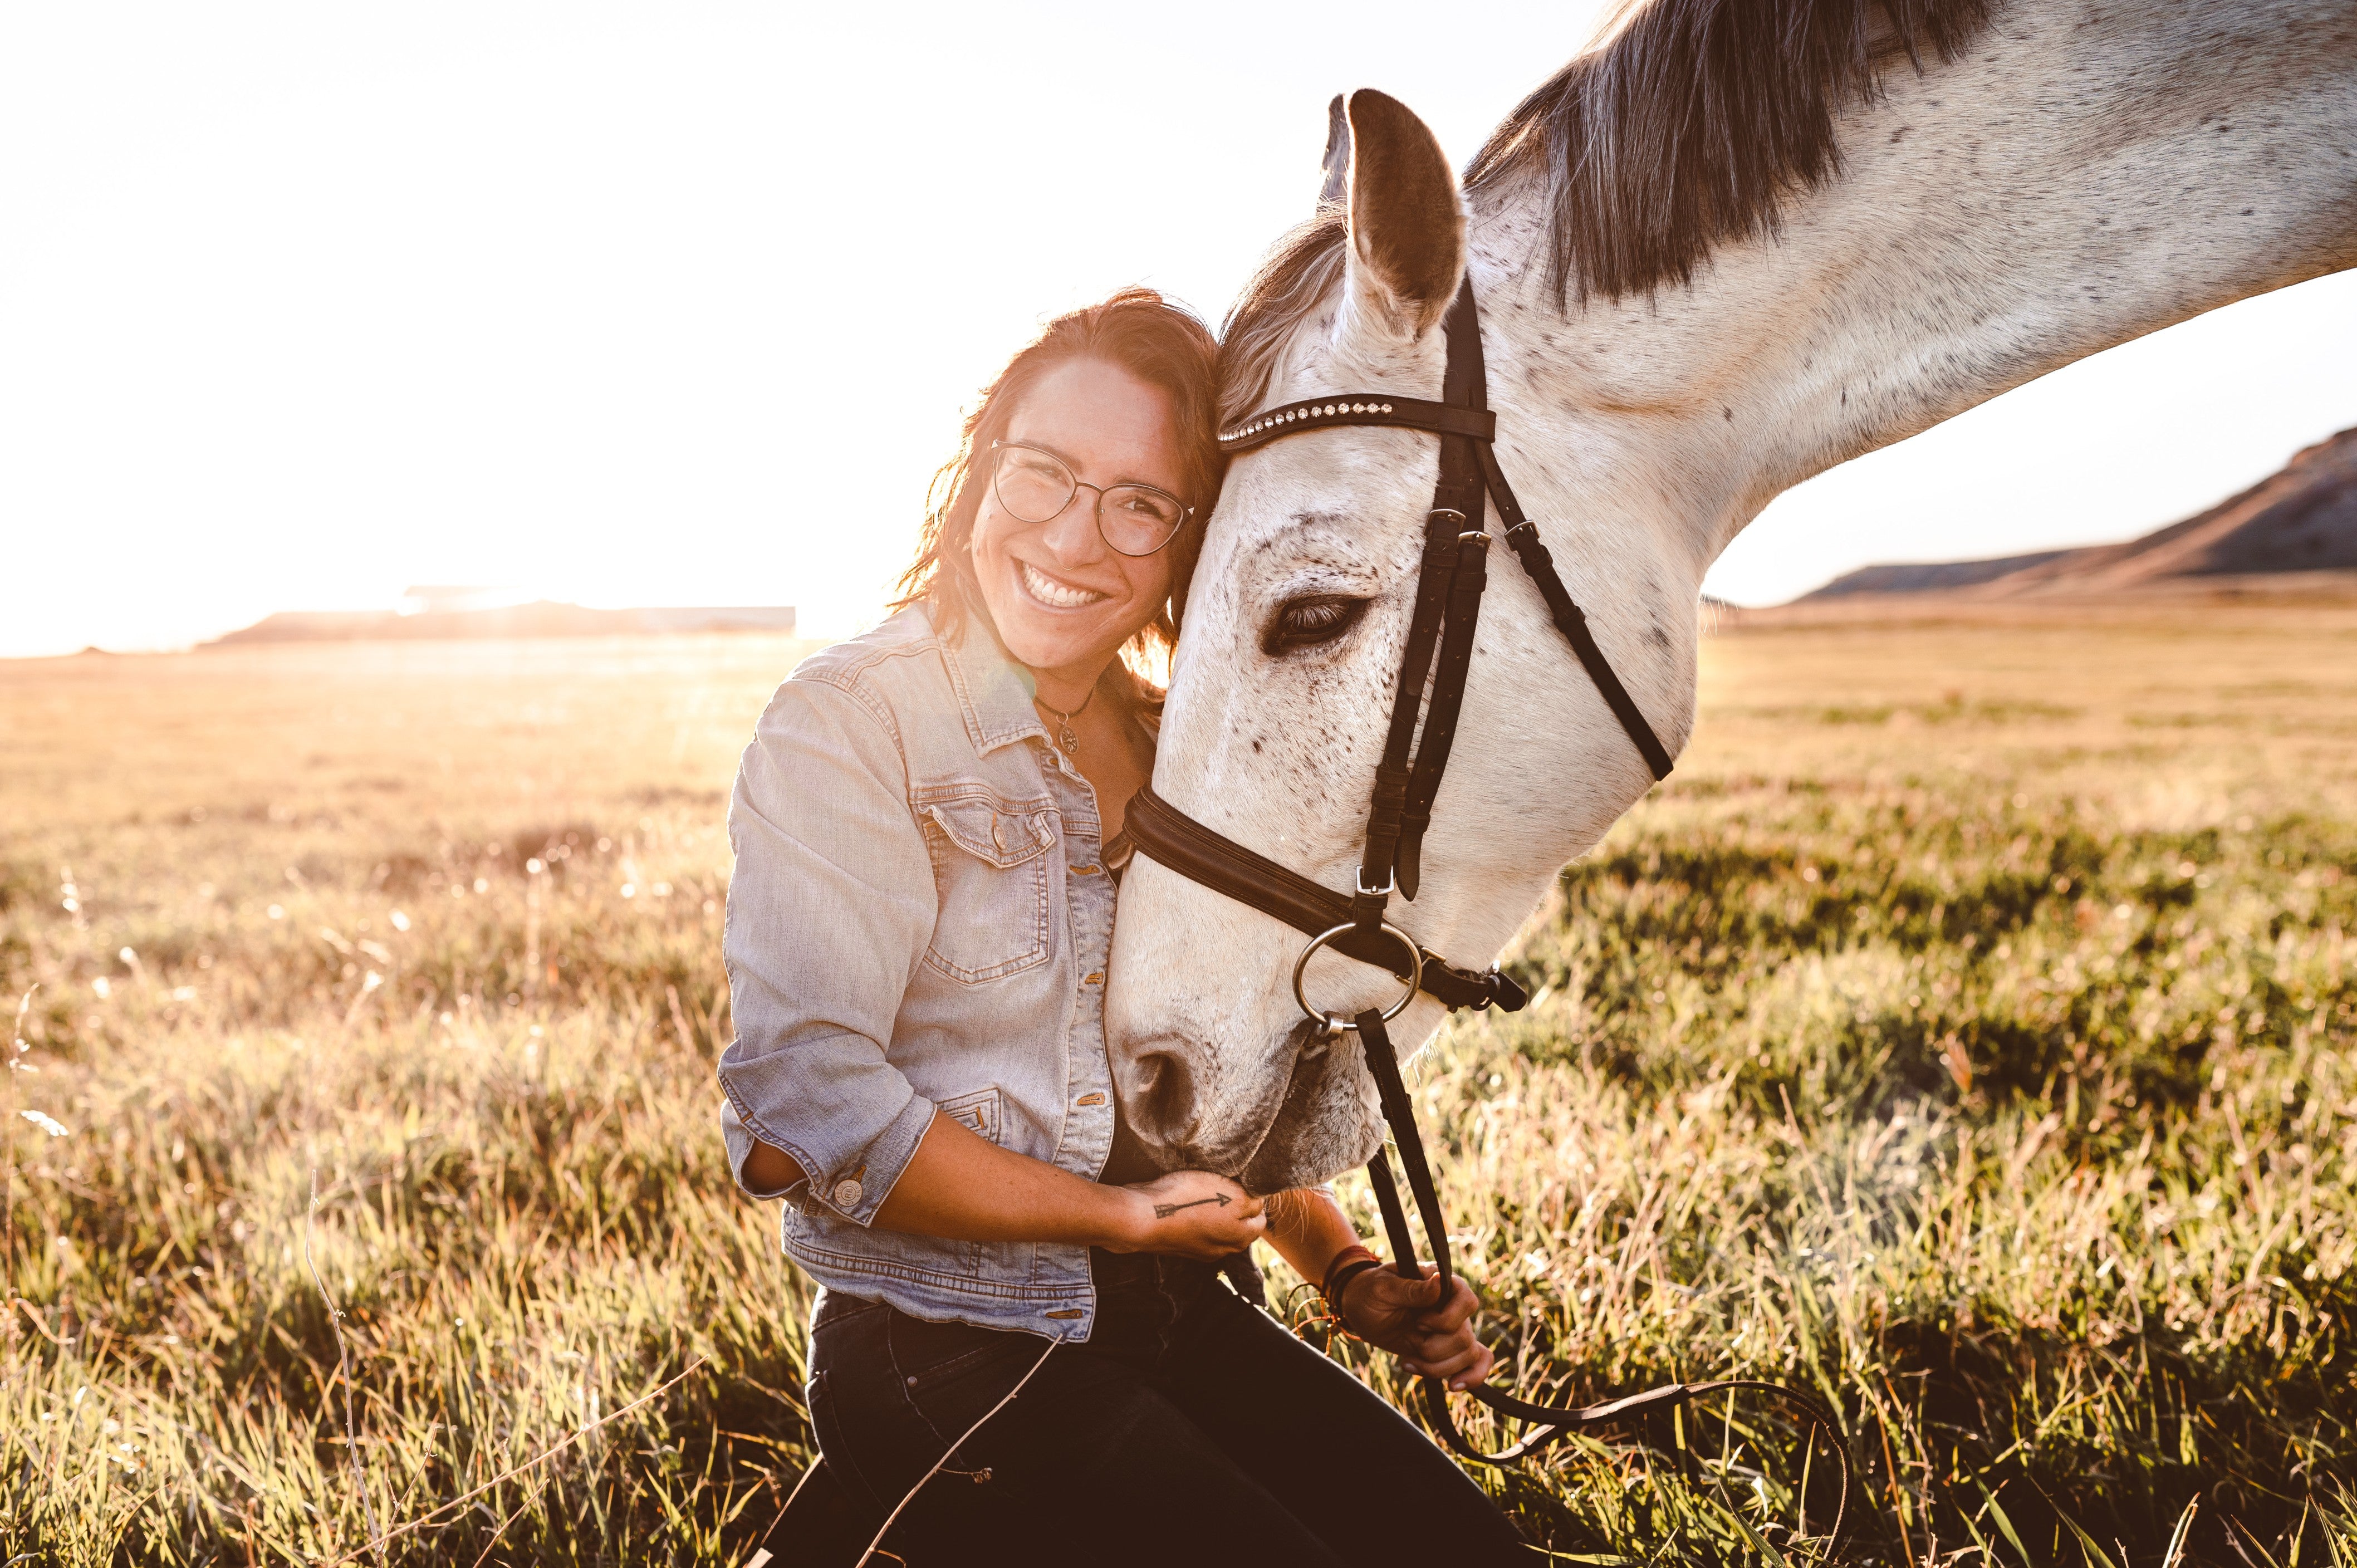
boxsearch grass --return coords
[2,602,2354,1565]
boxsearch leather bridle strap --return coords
[1479,441,1676,781]
[1124,785,1526,1014]
[1219,394,1496,448]
[1388,289,1493,904]
[1354,1010,1853,1553]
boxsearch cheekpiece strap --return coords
[1123,785,1525,1014]
[1219,396,1497,453]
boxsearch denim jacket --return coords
[717,606,1127,1341]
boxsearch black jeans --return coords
[807,1250,1534,1566]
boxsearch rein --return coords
[1125,277,1854,1552]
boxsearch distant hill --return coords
[1803,426,2357,601]
[207,601,795,645]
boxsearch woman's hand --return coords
[1105,1170,1267,1261]
[1337,1263,1493,1390]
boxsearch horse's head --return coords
[1106,90,1701,1190]
[1105,0,2357,1188]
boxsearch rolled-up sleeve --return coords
[718,675,937,1224]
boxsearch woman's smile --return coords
[1015,557,1113,611]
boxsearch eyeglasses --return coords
[989,440,1192,558]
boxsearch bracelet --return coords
[1320,1235,1376,1292]
[1322,1249,1385,1307]
[1324,1260,1385,1311]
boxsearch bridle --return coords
[1130,275,1675,1018]
[1125,277,1855,1551]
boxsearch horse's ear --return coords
[1341,89,1463,343]
[1318,94,1350,209]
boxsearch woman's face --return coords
[968,357,1183,684]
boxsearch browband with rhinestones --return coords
[1218,395,1498,453]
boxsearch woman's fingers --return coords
[1131,1169,1262,1216]
[1121,1169,1267,1256]
[1392,1266,1478,1323]
[1368,1271,1477,1327]
[1208,1211,1268,1251]
[1339,1257,1492,1387]
[1413,1276,1479,1332]
[1102,1169,1270,1257]
[1355,1266,1439,1315]
[1403,1319,1481,1364]
[1405,1341,1494,1389]
[1402,1346,1476,1382]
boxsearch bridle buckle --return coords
[1354,866,1396,899]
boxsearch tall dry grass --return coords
[2,606,2354,1564]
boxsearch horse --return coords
[1105,0,2357,1193]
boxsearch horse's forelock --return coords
[1216,212,1348,429]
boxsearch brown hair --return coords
[893,288,1223,674]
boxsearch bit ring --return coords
[1292,921,1423,1031]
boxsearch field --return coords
[2,602,2353,1566]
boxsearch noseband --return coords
[1125,278,1853,1550]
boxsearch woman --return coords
[718,289,1532,1565]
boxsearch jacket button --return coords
[831,1178,864,1209]
[1084,972,1104,986]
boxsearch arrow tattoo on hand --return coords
[1153,1193,1234,1219]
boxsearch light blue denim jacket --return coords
[717,606,1125,1341]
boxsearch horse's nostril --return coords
[1129,1049,1198,1145]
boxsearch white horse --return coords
[1106,0,2357,1192]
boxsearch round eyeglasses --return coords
[989,440,1192,558]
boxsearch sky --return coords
[4,3,2353,659]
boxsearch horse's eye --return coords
[1263,595,1370,655]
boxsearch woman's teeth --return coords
[1018,560,1108,610]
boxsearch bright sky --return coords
[6,3,2354,659]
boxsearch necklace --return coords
[1035,686,1095,757]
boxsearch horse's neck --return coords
[1474,0,2357,574]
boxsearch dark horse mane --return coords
[1219,0,1996,420]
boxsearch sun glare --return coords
[3,2,2352,658]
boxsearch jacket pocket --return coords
[936,1085,1004,1145]
[914,791,1055,985]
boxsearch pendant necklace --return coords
[1036,687,1095,757]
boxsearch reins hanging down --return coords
[1126,277,1853,1556]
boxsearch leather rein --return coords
[1124,278,1854,1552]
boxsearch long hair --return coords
[893,288,1223,674]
